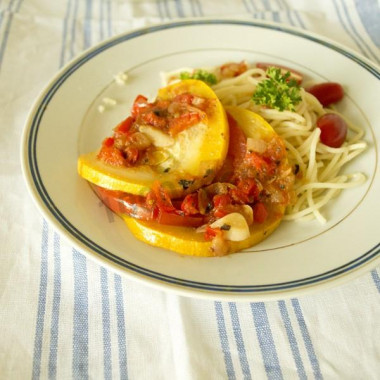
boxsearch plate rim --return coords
[21,18,380,300]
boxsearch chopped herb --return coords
[294,164,300,175]
[220,224,231,231]
[163,167,170,173]
[252,67,301,111]
[180,69,217,85]
[178,179,194,190]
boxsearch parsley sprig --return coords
[180,69,217,86]
[252,67,301,111]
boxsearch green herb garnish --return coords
[220,224,231,231]
[180,70,217,85]
[178,179,195,190]
[252,67,301,111]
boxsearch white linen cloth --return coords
[1,0,379,379]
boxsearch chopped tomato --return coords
[181,193,199,215]
[168,112,203,136]
[253,202,268,223]
[213,194,233,218]
[238,178,260,199]
[173,93,194,104]
[245,152,269,171]
[97,144,126,166]
[204,226,222,241]
[131,95,148,117]
[230,178,260,204]
[220,61,248,78]
[140,110,167,129]
[150,181,176,213]
[114,116,134,134]
[103,137,114,147]
[213,194,232,208]
[124,146,139,164]
[94,185,203,226]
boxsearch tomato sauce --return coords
[97,93,213,167]
[94,113,294,238]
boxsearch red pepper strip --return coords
[156,209,204,227]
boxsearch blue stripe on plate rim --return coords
[26,19,380,293]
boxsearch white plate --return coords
[21,19,380,300]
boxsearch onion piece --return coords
[210,213,250,241]
[247,137,267,154]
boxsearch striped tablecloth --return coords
[1,1,379,379]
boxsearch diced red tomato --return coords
[253,202,268,223]
[150,182,176,213]
[256,62,303,84]
[173,93,194,104]
[213,194,233,218]
[97,145,126,166]
[114,116,134,134]
[140,111,167,129]
[316,113,347,148]
[213,194,232,209]
[94,186,203,226]
[181,193,199,215]
[245,152,272,173]
[230,178,260,204]
[131,95,148,117]
[103,137,114,147]
[168,112,202,136]
[220,61,248,78]
[124,146,139,164]
[306,82,344,107]
[204,226,222,241]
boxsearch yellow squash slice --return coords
[122,211,282,257]
[122,107,290,256]
[78,80,229,198]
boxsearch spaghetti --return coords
[163,64,367,224]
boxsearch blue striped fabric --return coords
[114,274,128,380]
[215,301,236,379]
[278,300,307,380]
[100,267,112,380]
[291,299,323,380]
[0,1,378,379]
[250,302,283,380]
[32,220,49,380]
[48,233,61,380]
[354,0,380,48]
[228,302,252,379]
[72,250,89,379]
